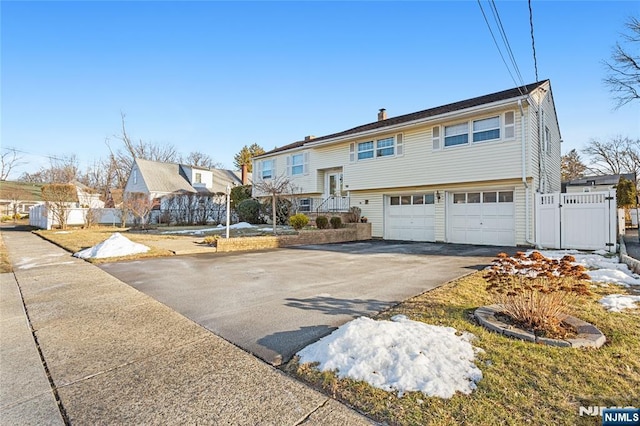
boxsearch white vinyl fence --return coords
[30,205,128,230]
[535,190,617,252]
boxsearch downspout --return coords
[520,99,538,247]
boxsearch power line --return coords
[1,146,66,162]
[489,0,526,87]
[476,0,525,96]
[529,0,539,82]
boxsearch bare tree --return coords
[182,151,223,169]
[253,174,293,234]
[603,16,640,108]
[41,183,78,230]
[124,192,153,229]
[106,113,180,189]
[583,136,640,177]
[1,149,25,181]
[4,186,30,221]
[561,149,587,181]
[83,208,104,229]
[19,155,80,184]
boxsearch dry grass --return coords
[0,232,12,273]
[284,272,640,425]
[34,227,176,262]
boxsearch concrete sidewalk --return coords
[0,229,373,425]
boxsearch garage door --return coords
[385,194,435,241]
[447,190,515,246]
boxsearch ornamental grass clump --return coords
[484,251,591,335]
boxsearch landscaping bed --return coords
[284,271,640,425]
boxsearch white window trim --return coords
[259,159,275,180]
[287,152,309,176]
[441,111,515,149]
[354,134,401,161]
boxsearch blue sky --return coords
[2,1,639,179]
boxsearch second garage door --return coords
[447,190,515,246]
[385,194,436,242]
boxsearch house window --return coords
[467,192,481,203]
[544,126,551,153]
[358,141,374,160]
[261,160,274,179]
[424,193,435,204]
[412,195,424,205]
[444,123,469,147]
[499,191,514,202]
[299,198,312,212]
[195,172,202,184]
[390,196,400,205]
[291,154,304,175]
[376,137,395,157]
[453,193,466,203]
[132,170,137,185]
[473,116,500,142]
[483,192,497,203]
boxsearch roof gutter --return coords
[255,95,531,159]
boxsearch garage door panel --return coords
[385,195,436,242]
[447,191,515,246]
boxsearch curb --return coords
[620,235,640,274]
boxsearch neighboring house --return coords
[253,80,561,247]
[562,173,635,193]
[0,181,44,215]
[70,180,105,208]
[124,158,251,223]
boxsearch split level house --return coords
[124,158,251,224]
[253,80,561,247]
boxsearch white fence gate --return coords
[535,190,617,253]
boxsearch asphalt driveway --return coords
[100,240,516,365]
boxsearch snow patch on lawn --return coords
[73,233,150,259]
[599,294,640,312]
[297,315,483,398]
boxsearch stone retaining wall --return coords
[620,235,640,274]
[216,223,372,253]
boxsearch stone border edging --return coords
[620,235,640,274]
[474,304,606,348]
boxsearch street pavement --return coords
[0,228,373,425]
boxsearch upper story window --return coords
[358,141,374,160]
[438,111,515,150]
[132,169,137,185]
[261,159,274,179]
[288,152,309,176]
[376,137,395,157]
[544,126,551,153]
[444,123,469,147]
[194,172,202,184]
[472,116,500,142]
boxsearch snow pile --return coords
[529,250,640,287]
[297,315,483,398]
[598,294,640,312]
[73,233,150,259]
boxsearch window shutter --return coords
[504,111,515,139]
[303,152,309,174]
[432,126,441,150]
[257,161,263,180]
[272,160,276,178]
[396,133,404,156]
[349,143,355,162]
[286,156,291,176]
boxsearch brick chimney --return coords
[241,163,248,185]
[304,135,315,141]
[377,108,387,121]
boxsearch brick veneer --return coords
[216,223,372,253]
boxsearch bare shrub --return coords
[484,251,591,335]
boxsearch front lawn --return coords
[285,272,640,425]
[34,227,175,262]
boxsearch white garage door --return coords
[385,194,436,242]
[447,190,515,246]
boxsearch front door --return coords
[326,172,344,197]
